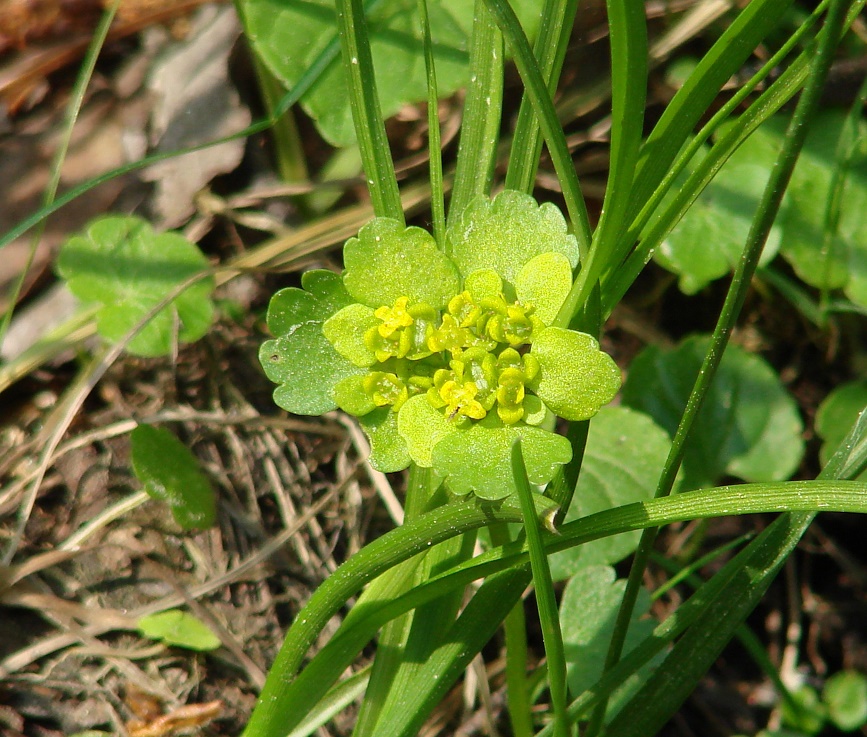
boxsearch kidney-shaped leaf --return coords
[654,125,786,295]
[432,422,572,500]
[622,335,804,490]
[130,425,216,530]
[56,215,214,357]
[560,565,662,719]
[777,112,867,306]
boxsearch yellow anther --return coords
[440,380,487,420]
[375,296,414,338]
[363,371,409,410]
[447,291,481,328]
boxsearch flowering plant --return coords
[260,190,620,499]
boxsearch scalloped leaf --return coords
[261,325,364,415]
[549,407,672,580]
[240,0,541,147]
[261,270,364,415]
[137,609,221,651]
[446,191,579,285]
[432,423,571,500]
[654,127,786,294]
[621,335,804,490]
[395,394,458,467]
[342,219,460,309]
[323,303,379,367]
[464,269,503,301]
[359,407,412,473]
[560,566,663,720]
[530,328,621,421]
[515,252,573,325]
[56,215,214,357]
[130,425,216,530]
[333,375,377,417]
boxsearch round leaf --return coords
[824,670,867,732]
[342,218,460,309]
[260,325,364,415]
[815,380,867,472]
[622,335,804,490]
[655,129,785,294]
[359,407,412,473]
[137,610,221,651]
[56,215,214,357]
[240,0,541,147]
[261,270,364,415]
[530,327,622,421]
[560,566,663,719]
[396,395,458,467]
[267,270,353,337]
[446,190,579,284]
[777,112,867,305]
[514,251,573,325]
[323,304,379,367]
[549,407,672,580]
[431,423,571,500]
[130,425,216,530]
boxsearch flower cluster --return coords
[260,191,621,499]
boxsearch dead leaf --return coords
[143,5,250,227]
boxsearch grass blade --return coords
[512,441,570,737]
[418,0,445,245]
[483,0,592,256]
[505,0,579,194]
[628,0,794,224]
[447,0,503,227]
[334,0,403,221]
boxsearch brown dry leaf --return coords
[0,0,103,53]
[126,699,223,737]
[143,4,250,227]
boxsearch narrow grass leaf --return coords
[512,440,570,737]
[483,0,592,257]
[245,478,867,737]
[447,0,503,226]
[505,0,579,194]
[335,0,403,221]
[418,0,445,244]
[628,0,794,223]
[579,0,646,295]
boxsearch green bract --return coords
[260,191,621,499]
